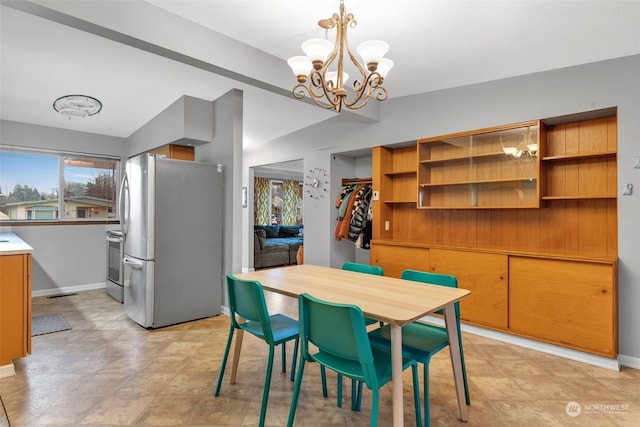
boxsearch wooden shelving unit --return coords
[417,121,543,209]
[370,114,619,358]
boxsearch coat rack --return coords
[341,177,372,186]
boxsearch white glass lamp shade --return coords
[325,71,349,89]
[357,40,389,71]
[287,56,313,82]
[502,146,517,156]
[301,39,333,69]
[376,58,394,80]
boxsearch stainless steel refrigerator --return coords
[120,153,223,328]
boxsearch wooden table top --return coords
[234,264,470,326]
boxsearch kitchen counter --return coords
[0,232,34,255]
[0,232,33,377]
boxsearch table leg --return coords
[229,328,244,384]
[390,324,403,427]
[444,304,468,421]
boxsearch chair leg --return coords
[281,340,287,373]
[423,364,430,427]
[320,366,328,397]
[258,345,275,427]
[353,380,363,411]
[214,326,235,396]
[411,364,422,427]
[289,338,299,382]
[337,374,343,407]
[370,387,380,427]
[287,358,307,427]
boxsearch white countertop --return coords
[0,233,34,255]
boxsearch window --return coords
[269,180,303,225]
[0,147,119,222]
[270,180,284,225]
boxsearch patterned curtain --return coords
[282,179,300,225]
[254,177,271,225]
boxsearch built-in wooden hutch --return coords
[371,113,618,358]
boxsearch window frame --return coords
[0,145,121,225]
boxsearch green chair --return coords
[368,269,470,427]
[288,293,422,427]
[215,274,299,427]
[328,262,383,410]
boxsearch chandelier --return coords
[287,0,393,112]
[53,95,102,119]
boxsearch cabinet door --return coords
[0,254,30,365]
[509,257,616,357]
[370,243,428,278]
[429,249,508,329]
[149,144,194,161]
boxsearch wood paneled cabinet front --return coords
[370,243,429,279]
[429,249,508,330]
[417,121,543,209]
[149,144,194,161]
[0,253,32,366]
[509,256,617,357]
[369,242,617,357]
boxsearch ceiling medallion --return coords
[287,0,393,112]
[53,95,102,119]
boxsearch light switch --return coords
[623,183,633,195]
[372,190,379,201]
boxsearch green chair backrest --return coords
[298,293,378,387]
[342,262,384,276]
[226,274,273,343]
[400,269,460,318]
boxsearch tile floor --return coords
[1,289,639,426]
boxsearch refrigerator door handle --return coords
[119,172,130,236]
[122,257,143,269]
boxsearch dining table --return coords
[232,264,470,427]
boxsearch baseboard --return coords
[421,315,621,371]
[618,354,640,370]
[32,282,106,298]
[0,363,15,379]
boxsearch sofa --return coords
[254,224,304,269]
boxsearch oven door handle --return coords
[122,257,143,270]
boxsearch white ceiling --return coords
[2,1,640,151]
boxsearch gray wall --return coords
[196,89,244,305]
[0,120,126,293]
[244,55,640,364]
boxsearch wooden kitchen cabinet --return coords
[0,253,32,366]
[509,256,617,357]
[149,144,194,161]
[370,242,428,278]
[417,121,544,209]
[370,112,618,357]
[429,249,508,329]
